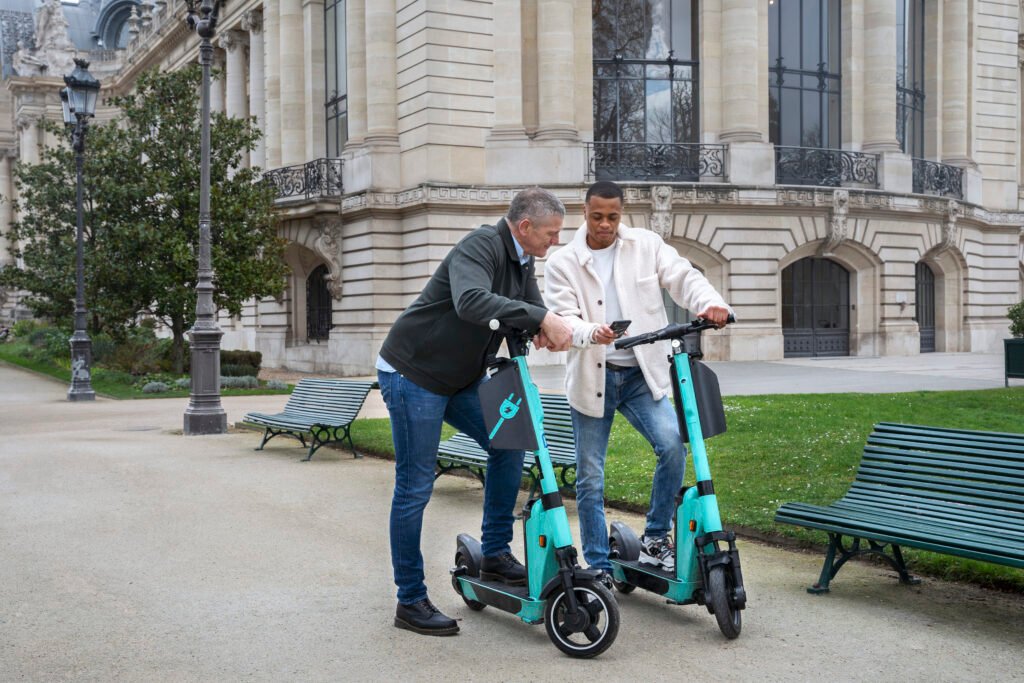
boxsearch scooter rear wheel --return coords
[607,537,635,594]
[453,551,486,611]
[543,580,619,658]
[706,565,741,639]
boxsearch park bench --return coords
[243,378,377,461]
[436,392,577,495]
[775,422,1024,593]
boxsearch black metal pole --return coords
[183,0,227,434]
[68,118,95,401]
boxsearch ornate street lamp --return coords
[62,58,100,402]
[183,0,227,434]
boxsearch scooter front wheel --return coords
[544,580,619,658]
[706,565,741,639]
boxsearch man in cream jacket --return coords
[543,181,731,577]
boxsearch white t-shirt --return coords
[588,241,637,367]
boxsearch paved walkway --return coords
[1,362,1022,681]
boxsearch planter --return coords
[1005,338,1024,386]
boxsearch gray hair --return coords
[507,186,565,225]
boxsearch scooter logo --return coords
[489,393,522,439]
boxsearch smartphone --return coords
[609,319,631,337]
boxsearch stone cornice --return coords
[337,183,1024,230]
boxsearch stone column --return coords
[861,0,899,153]
[0,152,14,266]
[941,0,972,167]
[210,48,225,114]
[220,30,248,116]
[720,0,773,184]
[304,0,326,161]
[243,10,266,169]
[489,0,526,139]
[264,0,281,169]
[534,0,577,140]
[279,0,306,165]
[361,0,400,189]
[345,0,367,145]
[17,115,39,165]
[863,0,911,193]
[720,0,760,142]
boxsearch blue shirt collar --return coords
[508,223,531,265]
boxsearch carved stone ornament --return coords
[313,217,344,300]
[937,199,961,254]
[218,30,246,52]
[818,189,849,256]
[648,185,673,239]
[242,10,263,34]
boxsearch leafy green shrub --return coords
[11,320,40,339]
[92,367,134,385]
[221,350,262,371]
[220,375,258,389]
[142,381,170,393]
[90,333,118,365]
[221,363,259,377]
[266,379,288,390]
[174,377,191,389]
[106,334,171,375]
[1009,300,1024,338]
[133,372,179,389]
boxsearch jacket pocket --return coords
[637,274,663,313]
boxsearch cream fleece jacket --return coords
[543,222,729,417]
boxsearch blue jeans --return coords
[378,370,525,605]
[572,366,686,571]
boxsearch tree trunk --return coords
[171,314,186,376]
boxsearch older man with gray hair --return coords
[377,186,573,637]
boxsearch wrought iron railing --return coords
[774,146,879,188]
[264,158,344,201]
[586,142,727,182]
[912,158,963,199]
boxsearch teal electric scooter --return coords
[451,320,620,658]
[608,315,747,639]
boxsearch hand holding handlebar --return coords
[615,313,735,350]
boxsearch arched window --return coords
[897,0,925,158]
[768,0,841,149]
[915,261,935,353]
[306,264,333,342]
[324,0,347,157]
[94,1,140,49]
[592,0,700,179]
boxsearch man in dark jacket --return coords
[377,186,573,636]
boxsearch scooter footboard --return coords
[695,531,747,609]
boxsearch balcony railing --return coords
[264,158,344,201]
[775,146,879,188]
[586,142,727,182]
[912,158,963,199]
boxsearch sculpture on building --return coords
[35,0,74,52]
[313,217,344,300]
[10,0,76,76]
[648,185,674,239]
[819,189,849,256]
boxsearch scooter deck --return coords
[456,575,543,622]
[610,559,698,605]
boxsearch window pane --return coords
[337,0,347,97]
[593,0,617,59]
[594,79,618,141]
[671,0,694,60]
[781,87,801,145]
[672,79,696,142]
[801,0,820,71]
[646,79,672,143]
[621,79,645,141]
[619,1,646,59]
[780,0,800,69]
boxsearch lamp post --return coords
[183,0,227,434]
[61,59,100,402]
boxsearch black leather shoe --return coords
[394,599,459,636]
[480,552,527,586]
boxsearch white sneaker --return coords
[638,535,675,571]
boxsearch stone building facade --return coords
[1,0,1023,373]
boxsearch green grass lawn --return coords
[351,387,1024,591]
[0,341,292,399]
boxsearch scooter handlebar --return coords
[615,314,735,350]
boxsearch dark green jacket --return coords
[379,218,548,395]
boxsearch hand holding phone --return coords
[609,320,631,338]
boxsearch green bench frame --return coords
[243,378,377,461]
[775,422,1024,593]
[436,393,577,495]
